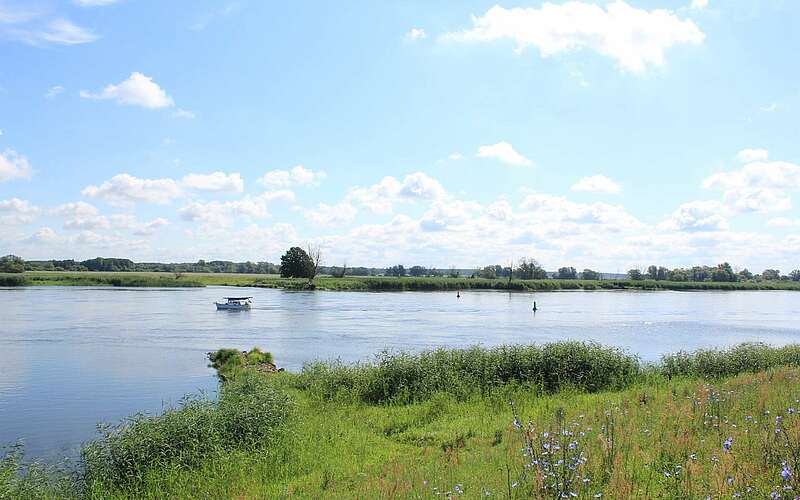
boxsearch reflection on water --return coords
[1,286,799,460]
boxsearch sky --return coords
[1,0,799,272]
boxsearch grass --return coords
[0,274,29,286]
[4,342,800,499]
[17,271,800,291]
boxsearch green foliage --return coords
[0,274,29,286]
[0,445,78,499]
[280,247,314,278]
[299,342,640,404]
[208,348,276,380]
[660,342,800,378]
[81,371,292,488]
[24,273,203,287]
[0,255,24,273]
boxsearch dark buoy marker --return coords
[532,301,538,312]
[457,290,461,298]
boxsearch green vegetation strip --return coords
[11,271,800,291]
[4,342,800,499]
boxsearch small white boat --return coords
[215,296,252,310]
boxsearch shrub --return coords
[661,343,800,378]
[82,372,292,487]
[299,342,640,404]
[0,274,29,286]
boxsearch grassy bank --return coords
[4,342,800,499]
[13,271,800,291]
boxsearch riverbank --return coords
[7,271,800,291]
[3,342,800,499]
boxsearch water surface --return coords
[1,286,799,460]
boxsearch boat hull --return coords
[215,303,251,310]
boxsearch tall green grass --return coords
[661,342,800,378]
[25,273,204,287]
[298,342,641,403]
[81,371,292,489]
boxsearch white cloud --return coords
[664,200,728,232]
[45,85,64,99]
[571,175,621,194]
[258,165,326,188]
[82,174,182,205]
[27,227,58,243]
[133,217,169,236]
[760,103,777,113]
[0,149,33,182]
[181,172,244,193]
[179,191,294,224]
[442,1,704,73]
[51,201,99,217]
[304,202,358,227]
[0,198,39,224]
[703,153,800,214]
[736,148,769,163]
[448,152,464,161]
[486,199,513,221]
[172,108,196,119]
[74,0,121,6]
[768,217,800,228]
[690,0,708,9]
[405,28,427,41]
[42,19,97,44]
[80,72,174,109]
[477,141,532,167]
[347,172,447,214]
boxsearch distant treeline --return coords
[18,256,385,276]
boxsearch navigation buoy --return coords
[532,301,538,312]
[457,290,461,298]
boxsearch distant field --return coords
[4,271,800,291]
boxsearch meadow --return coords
[6,271,800,291]
[3,342,800,499]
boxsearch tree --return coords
[711,262,737,282]
[515,258,547,280]
[581,269,601,280]
[627,269,644,281]
[556,267,578,279]
[386,265,406,277]
[738,268,754,281]
[761,269,781,281]
[0,255,24,273]
[448,267,459,278]
[790,270,800,282]
[306,244,322,283]
[279,247,314,278]
[477,266,496,279]
[646,265,658,280]
[409,265,427,277]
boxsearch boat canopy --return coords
[224,297,253,300]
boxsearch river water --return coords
[1,286,799,461]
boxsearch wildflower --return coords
[782,462,792,481]
[689,453,697,461]
[594,494,602,498]
[664,471,671,478]
[723,437,733,452]
[769,492,780,499]
[454,484,464,495]
[727,476,734,485]
[789,407,795,414]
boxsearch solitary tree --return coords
[790,270,800,282]
[306,244,322,283]
[279,247,314,278]
[0,255,25,273]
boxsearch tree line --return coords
[3,253,799,283]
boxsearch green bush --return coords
[299,342,640,404]
[82,372,292,487]
[0,274,29,286]
[660,343,800,378]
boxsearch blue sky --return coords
[1,0,799,272]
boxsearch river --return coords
[1,286,799,461]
